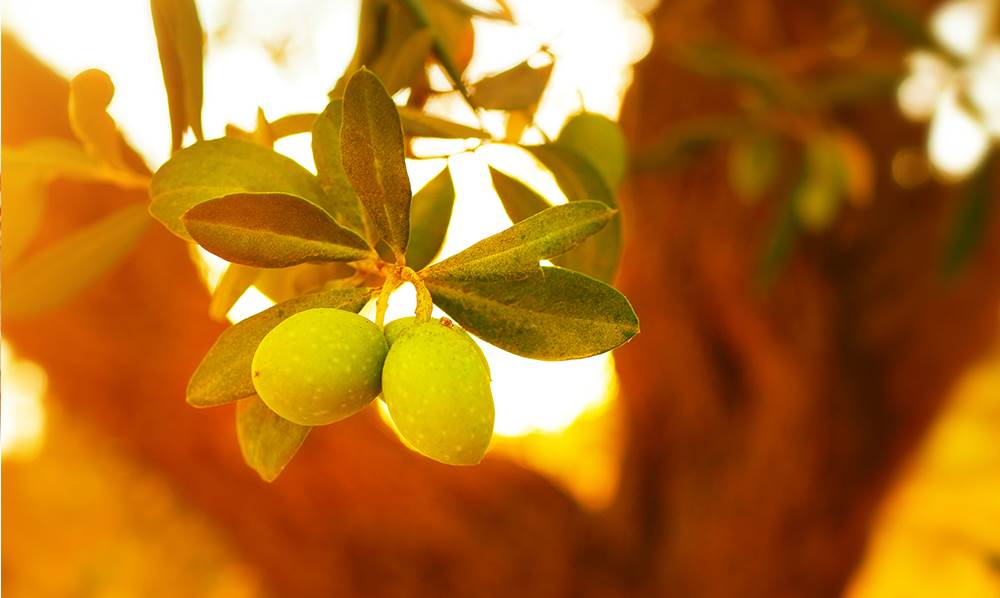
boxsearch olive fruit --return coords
[251,308,387,426]
[382,319,494,465]
[384,316,490,377]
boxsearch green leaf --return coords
[794,136,846,231]
[489,166,552,224]
[181,193,371,268]
[2,203,151,319]
[187,287,373,407]
[312,100,367,234]
[405,165,456,270]
[150,137,331,240]
[341,68,412,259]
[942,154,997,278]
[754,188,800,289]
[426,266,638,360]
[527,144,622,283]
[150,0,204,152]
[555,112,627,191]
[398,107,490,139]
[68,69,126,169]
[236,395,311,482]
[209,263,259,321]
[470,60,552,110]
[422,201,614,281]
[727,133,780,202]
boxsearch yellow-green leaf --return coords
[341,68,412,259]
[312,100,367,235]
[236,395,311,482]
[527,144,621,283]
[399,107,490,139]
[470,60,552,111]
[489,166,552,224]
[150,137,331,240]
[555,112,627,191]
[426,266,638,360]
[727,133,779,202]
[3,203,151,319]
[795,136,846,231]
[68,69,125,169]
[405,165,456,270]
[187,287,373,407]
[150,0,204,152]
[422,201,614,281]
[181,193,371,268]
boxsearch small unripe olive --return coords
[382,319,494,465]
[251,308,387,426]
[384,317,490,377]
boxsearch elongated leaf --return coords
[341,68,412,258]
[209,263,259,321]
[555,112,627,191]
[405,165,456,270]
[150,137,331,240]
[727,133,779,202]
[187,287,373,407]
[942,155,997,278]
[68,69,125,169]
[182,193,371,267]
[527,144,621,282]
[150,0,204,152]
[3,203,151,319]
[402,0,475,97]
[371,27,434,95]
[794,136,846,231]
[470,60,552,110]
[426,266,638,360]
[236,395,311,482]
[312,100,367,234]
[489,166,552,224]
[399,107,490,139]
[422,201,614,281]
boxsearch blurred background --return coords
[2,0,1000,596]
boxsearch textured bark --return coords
[3,0,1000,594]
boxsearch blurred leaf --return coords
[405,0,476,97]
[187,287,373,407]
[398,106,490,139]
[150,137,330,240]
[832,130,874,207]
[426,266,638,360]
[856,0,934,48]
[341,68,412,259]
[942,154,997,278]
[727,133,780,202]
[150,0,204,152]
[527,144,622,282]
[795,136,847,231]
[253,263,355,303]
[208,263,259,321]
[182,193,371,268]
[755,187,800,289]
[674,42,794,106]
[68,69,125,169]
[423,201,614,281]
[3,203,151,319]
[555,112,627,191]
[2,139,128,267]
[504,110,532,143]
[371,27,434,95]
[405,165,456,270]
[330,0,388,97]
[631,115,746,172]
[490,166,552,224]
[470,60,552,111]
[432,0,513,20]
[312,100,367,235]
[236,395,311,482]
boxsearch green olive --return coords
[251,308,387,426]
[382,319,494,465]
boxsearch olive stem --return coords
[375,268,401,329]
[401,267,433,322]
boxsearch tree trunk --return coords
[3,0,999,593]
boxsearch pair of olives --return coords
[251,308,494,465]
